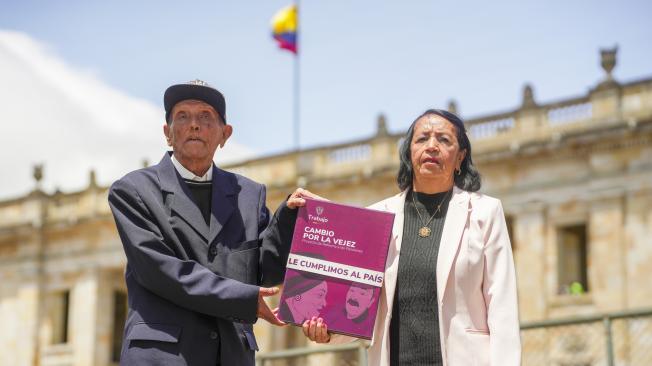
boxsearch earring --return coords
[456,168,461,176]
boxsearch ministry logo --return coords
[309,205,328,223]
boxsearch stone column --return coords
[0,278,40,366]
[72,268,100,366]
[624,190,652,308]
[622,190,652,366]
[513,203,548,322]
[94,269,114,366]
[588,195,626,311]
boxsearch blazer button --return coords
[210,247,218,255]
[210,331,218,340]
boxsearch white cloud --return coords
[0,30,255,199]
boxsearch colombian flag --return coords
[271,4,298,54]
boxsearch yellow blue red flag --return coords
[271,4,297,54]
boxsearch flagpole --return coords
[294,0,301,150]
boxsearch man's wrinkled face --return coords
[163,100,232,162]
[345,285,375,320]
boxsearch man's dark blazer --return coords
[108,152,295,366]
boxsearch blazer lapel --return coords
[207,167,235,246]
[389,191,407,253]
[436,187,470,302]
[157,153,210,241]
[381,191,407,323]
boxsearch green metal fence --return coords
[256,342,367,366]
[256,308,652,366]
[521,308,652,366]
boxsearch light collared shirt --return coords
[171,154,213,182]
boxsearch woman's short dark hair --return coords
[397,109,481,192]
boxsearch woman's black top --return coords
[389,189,452,366]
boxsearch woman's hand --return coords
[287,188,328,209]
[302,316,331,343]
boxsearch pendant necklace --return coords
[412,189,452,238]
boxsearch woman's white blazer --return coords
[331,187,521,366]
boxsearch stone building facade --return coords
[1,49,651,365]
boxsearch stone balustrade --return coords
[1,74,651,232]
[225,77,652,186]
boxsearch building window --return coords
[50,290,70,344]
[557,224,589,295]
[112,291,128,362]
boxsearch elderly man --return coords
[108,80,307,365]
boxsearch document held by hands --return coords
[279,198,395,339]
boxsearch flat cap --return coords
[164,79,226,124]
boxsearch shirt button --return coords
[210,247,218,255]
[210,331,218,340]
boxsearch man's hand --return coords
[287,188,328,209]
[257,287,286,326]
[302,316,331,343]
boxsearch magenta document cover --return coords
[278,198,395,339]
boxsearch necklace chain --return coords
[411,189,451,238]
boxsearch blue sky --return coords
[2,0,651,150]
[0,0,650,196]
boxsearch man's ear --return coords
[219,124,233,148]
[163,123,172,146]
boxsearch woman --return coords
[300,109,521,365]
[278,270,328,325]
